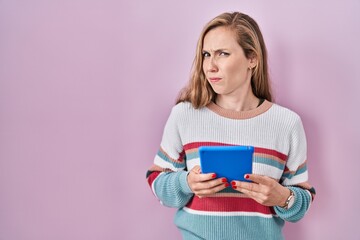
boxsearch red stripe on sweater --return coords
[147,171,161,186]
[183,142,287,161]
[183,142,233,151]
[186,196,275,215]
[254,147,287,161]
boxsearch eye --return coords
[219,51,230,56]
[202,51,210,57]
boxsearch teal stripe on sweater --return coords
[185,151,199,161]
[157,150,185,168]
[282,164,307,179]
[253,156,285,170]
[175,209,285,240]
[187,153,285,170]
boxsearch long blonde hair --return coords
[176,12,272,108]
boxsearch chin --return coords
[211,87,225,95]
[212,88,229,96]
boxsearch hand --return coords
[187,166,229,198]
[231,174,290,207]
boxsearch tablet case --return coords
[199,146,254,182]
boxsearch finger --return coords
[237,187,262,200]
[189,167,216,182]
[196,182,229,197]
[231,181,260,197]
[196,177,227,190]
[193,177,227,194]
[197,172,218,182]
[245,174,271,185]
[191,165,201,174]
[232,180,261,193]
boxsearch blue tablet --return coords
[199,146,254,182]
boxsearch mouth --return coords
[208,77,222,83]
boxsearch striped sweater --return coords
[146,100,315,240]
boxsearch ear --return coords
[248,53,258,68]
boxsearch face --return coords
[202,27,255,97]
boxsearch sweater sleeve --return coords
[146,105,194,208]
[274,116,316,222]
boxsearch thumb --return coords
[191,165,201,174]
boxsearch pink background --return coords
[1,0,359,239]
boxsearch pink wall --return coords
[1,0,359,239]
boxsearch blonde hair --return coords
[176,12,272,108]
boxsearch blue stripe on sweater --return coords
[185,151,199,161]
[282,164,307,179]
[253,156,285,170]
[175,209,285,240]
[157,150,185,168]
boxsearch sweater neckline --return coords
[206,100,273,120]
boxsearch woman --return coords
[146,12,315,240]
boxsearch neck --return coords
[215,91,259,112]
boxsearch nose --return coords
[205,57,218,73]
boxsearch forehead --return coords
[203,27,239,50]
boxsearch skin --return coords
[202,26,258,111]
[187,26,290,206]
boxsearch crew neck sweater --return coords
[146,100,315,240]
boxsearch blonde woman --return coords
[146,12,315,240]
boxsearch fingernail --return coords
[245,174,249,179]
[211,173,217,179]
[231,181,236,186]
[221,178,227,183]
[225,183,230,187]
[232,186,237,189]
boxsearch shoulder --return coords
[268,103,303,130]
[170,101,202,116]
[167,101,208,127]
[270,103,301,121]
[172,101,194,112]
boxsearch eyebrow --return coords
[202,48,230,53]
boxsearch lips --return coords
[208,77,222,83]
